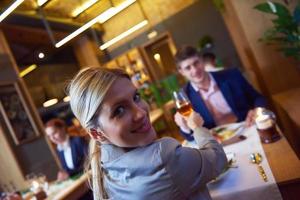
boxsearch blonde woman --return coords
[67,67,227,200]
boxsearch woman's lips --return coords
[133,118,152,133]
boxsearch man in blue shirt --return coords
[174,46,267,141]
[45,118,87,181]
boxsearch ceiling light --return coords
[63,96,71,102]
[19,64,37,77]
[147,31,157,39]
[37,0,49,7]
[43,98,58,107]
[38,52,45,59]
[72,0,99,18]
[98,0,136,23]
[0,0,24,22]
[154,53,161,61]
[100,20,148,50]
[55,0,136,48]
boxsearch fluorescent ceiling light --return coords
[100,20,148,50]
[19,64,37,77]
[98,0,136,23]
[55,0,136,48]
[63,96,71,102]
[72,0,99,17]
[0,0,24,22]
[147,31,157,39]
[43,98,58,107]
[37,0,49,7]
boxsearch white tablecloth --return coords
[184,124,283,200]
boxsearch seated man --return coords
[45,118,87,181]
[174,46,267,141]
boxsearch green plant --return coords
[212,0,225,12]
[254,1,300,60]
[197,35,214,51]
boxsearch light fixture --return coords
[38,52,45,59]
[0,0,24,22]
[147,30,157,39]
[100,20,148,50]
[154,53,161,61]
[63,96,71,102]
[37,0,49,7]
[98,0,136,23]
[19,64,37,77]
[43,98,58,107]
[55,0,136,48]
[72,0,99,18]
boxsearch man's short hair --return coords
[175,46,200,67]
[45,118,66,129]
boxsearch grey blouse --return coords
[101,127,227,200]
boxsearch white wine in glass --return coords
[173,91,193,116]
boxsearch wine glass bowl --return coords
[173,91,193,116]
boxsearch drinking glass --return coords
[173,90,193,116]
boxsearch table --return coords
[184,125,300,200]
[272,87,300,158]
[45,174,89,200]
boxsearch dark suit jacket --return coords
[181,68,267,141]
[57,137,87,176]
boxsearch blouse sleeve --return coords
[160,127,227,197]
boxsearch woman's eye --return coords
[134,92,141,102]
[113,106,125,117]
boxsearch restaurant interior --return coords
[0,0,300,199]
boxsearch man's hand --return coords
[174,111,204,131]
[186,111,204,130]
[174,112,190,132]
[245,109,256,127]
[57,170,69,181]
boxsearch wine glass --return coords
[172,90,193,116]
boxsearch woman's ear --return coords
[89,128,107,142]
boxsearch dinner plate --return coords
[211,122,245,143]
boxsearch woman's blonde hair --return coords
[67,67,129,200]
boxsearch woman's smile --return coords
[132,117,152,134]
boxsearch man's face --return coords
[45,126,67,145]
[178,55,207,86]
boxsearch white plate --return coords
[211,122,245,142]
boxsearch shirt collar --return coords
[190,73,218,100]
[190,73,216,91]
[57,136,70,151]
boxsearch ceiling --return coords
[0,0,124,26]
[0,0,122,67]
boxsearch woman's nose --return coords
[133,104,147,122]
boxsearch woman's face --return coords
[96,77,157,148]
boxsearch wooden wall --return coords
[222,0,300,96]
[0,30,59,190]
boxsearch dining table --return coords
[184,123,300,200]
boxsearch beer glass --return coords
[173,91,193,116]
